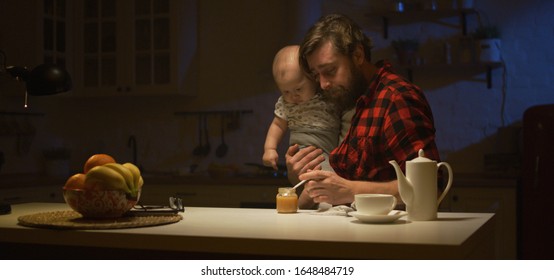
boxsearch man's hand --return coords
[299,171,400,206]
[299,170,355,205]
[285,144,324,184]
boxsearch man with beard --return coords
[287,14,440,209]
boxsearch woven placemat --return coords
[18,210,182,230]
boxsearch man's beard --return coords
[322,63,367,112]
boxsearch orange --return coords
[63,173,86,190]
[83,153,116,173]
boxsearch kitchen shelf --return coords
[398,62,503,89]
[368,7,500,89]
[367,8,477,39]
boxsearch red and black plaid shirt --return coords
[330,60,440,181]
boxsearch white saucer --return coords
[349,210,407,223]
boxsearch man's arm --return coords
[299,170,400,205]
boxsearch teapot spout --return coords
[389,160,413,205]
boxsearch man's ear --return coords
[352,44,365,65]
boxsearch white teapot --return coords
[389,149,453,221]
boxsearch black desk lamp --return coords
[0,50,72,214]
[1,50,72,106]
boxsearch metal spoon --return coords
[202,114,210,156]
[192,115,204,156]
[289,179,308,194]
[216,114,228,158]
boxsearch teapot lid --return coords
[410,149,435,163]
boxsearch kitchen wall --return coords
[1,0,553,177]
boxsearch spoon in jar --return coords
[289,179,308,193]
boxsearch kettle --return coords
[389,149,453,221]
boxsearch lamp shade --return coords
[26,64,72,96]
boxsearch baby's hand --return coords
[262,149,279,170]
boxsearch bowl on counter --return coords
[63,188,141,219]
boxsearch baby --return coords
[263,45,341,172]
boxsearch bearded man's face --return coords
[321,60,366,111]
[306,41,367,111]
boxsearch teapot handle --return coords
[436,162,453,206]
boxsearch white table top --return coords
[0,203,495,259]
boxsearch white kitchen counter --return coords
[0,203,495,259]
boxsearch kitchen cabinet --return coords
[439,175,517,259]
[139,184,277,209]
[0,185,64,205]
[0,0,73,96]
[0,174,284,209]
[72,0,197,96]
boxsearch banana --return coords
[138,176,144,189]
[122,162,141,190]
[103,163,135,192]
[85,165,130,193]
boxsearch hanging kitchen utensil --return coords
[202,114,211,156]
[192,115,204,156]
[216,114,228,158]
[227,110,241,130]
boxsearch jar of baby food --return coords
[276,187,298,213]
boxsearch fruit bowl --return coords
[63,188,141,219]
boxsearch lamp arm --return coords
[0,50,30,80]
[6,66,30,81]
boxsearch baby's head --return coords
[272,45,317,104]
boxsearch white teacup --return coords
[354,194,397,215]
